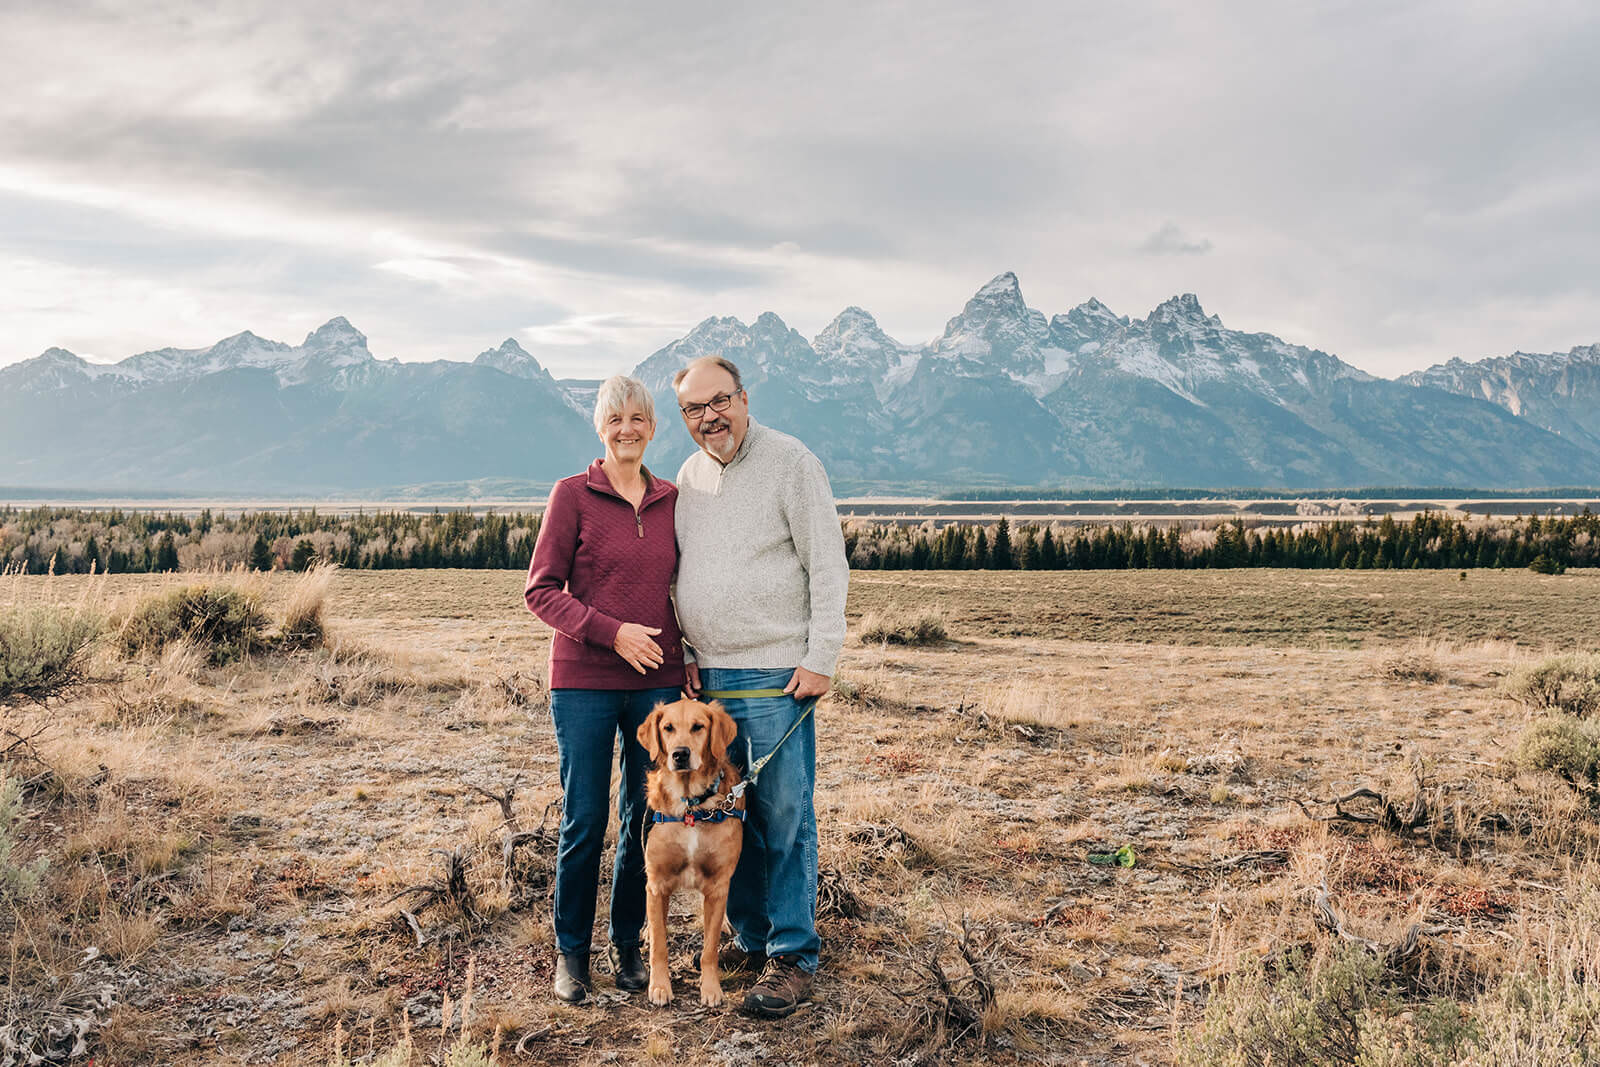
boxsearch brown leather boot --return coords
[742,954,812,1018]
[717,942,767,977]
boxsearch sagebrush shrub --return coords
[118,583,269,665]
[0,604,102,705]
[1379,649,1443,684]
[1514,715,1600,787]
[1,773,47,903]
[858,611,948,647]
[1502,653,1600,717]
[1176,945,1471,1067]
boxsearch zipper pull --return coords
[636,513,644,539]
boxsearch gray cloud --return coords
[0,0,1597,378]
[1139,223,1213,256]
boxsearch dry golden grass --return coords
[2,567,1598,1064]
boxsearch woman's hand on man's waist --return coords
[613,622,665,674]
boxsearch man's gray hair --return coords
[592,374,656,432]
[672,355,743,392]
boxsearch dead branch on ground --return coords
[386,847,479,940]
[1293,761,1517,851]
[818,865,869,921]
[1310,877,1453,963]
[469,774,523,833]
[889,917,999,1054]
[503,799,561,870]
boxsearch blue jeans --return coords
[701,667,820,973]
[549,686,679,956]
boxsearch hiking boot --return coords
[717,942,767,977]
[553,952,591,1003]
[742,954,812,1019]
[612,942,648,992]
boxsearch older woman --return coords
[525,374,685,1003]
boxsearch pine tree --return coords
[250,534,274,572]
[291,539,316,571]
[991,518,1014,570]
[970,528,990,569]
[1020,527,1041,569]
[1038,527,1058,569]
[155,531,180,572]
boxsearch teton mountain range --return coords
[4,273,1598,494]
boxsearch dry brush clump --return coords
[0,604,103,707]
[2,766,212,1062]
[1180,887,1600,1067]
[1376,641,1445,684]
[1,771,47,903]
[114,564,342,667]
[115,579,271,665]
[1513,715,1600,790]
[1502,651,1600,718]
[857,609,948,647]
[1176,943,1476,1067]
[279,560,337,649]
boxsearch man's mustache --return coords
[699,418,730,436]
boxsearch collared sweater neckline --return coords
[584,459,672,507]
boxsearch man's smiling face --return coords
[675,362,750,462]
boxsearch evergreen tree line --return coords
[3,505,1596,574]
[942,487,1600,502]
[0,506,541,574]
[844,510,1599,571]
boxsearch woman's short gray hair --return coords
[592,374,656,432]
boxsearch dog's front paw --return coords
[648,980,673,1007]
[700,978,725,1007]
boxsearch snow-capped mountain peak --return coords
[812,306,918,398]
[1398,343,1600,447]
[1146,293,1222,331]
[37,346,86,367]
[813,306,907,362]
[300,317,369,358]
[473,338,553,382]
[1,347,106,394]
[932,271,1054,381]
[1049,298,1129,355]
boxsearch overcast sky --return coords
[2,1,1597,379]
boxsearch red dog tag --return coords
[684,812,696,827]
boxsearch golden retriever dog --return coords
[636,698,745,1006]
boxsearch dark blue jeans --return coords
[701,667,820,973]
[549,686,678,956]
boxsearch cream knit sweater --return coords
[673,419,850,676]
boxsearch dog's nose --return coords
[670,747,691,769]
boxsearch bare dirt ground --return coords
[4,568,1598,1065]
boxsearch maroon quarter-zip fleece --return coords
[524,459,686,690]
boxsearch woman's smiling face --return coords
[598,400,656,463]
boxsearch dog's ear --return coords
[637,704,665,762]
[706,700,737,760]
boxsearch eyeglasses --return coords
[679,390,742,421]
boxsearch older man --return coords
[671,355,848,1019]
